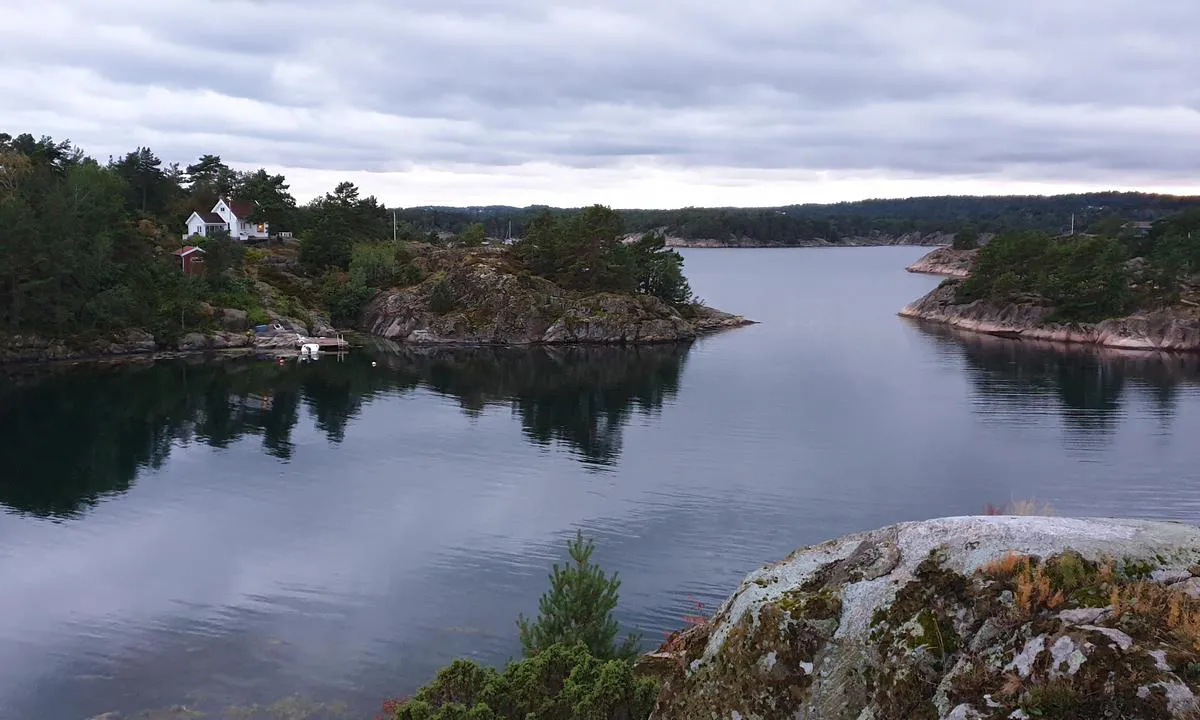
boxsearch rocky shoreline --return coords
[0,315,337,366]
[900,282,1200,351]
[646,515,1200,719]
[905,246,977,278]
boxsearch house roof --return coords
[186,210,225,224]
[174,246,205,257]
[218,198,255,219]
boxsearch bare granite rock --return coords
[309,313,336,337]
[176,333,210,351]
[906,247,978,278]
[219,308,249,331]
[900,282,1200,351]
[208,331,251,350]
[648,516,1200,720]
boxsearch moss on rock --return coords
[650,517,1200,720]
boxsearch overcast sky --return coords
[5,0,1200,207]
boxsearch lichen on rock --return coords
[647,516,1200,719]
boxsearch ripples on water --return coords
[4,247,1200,718]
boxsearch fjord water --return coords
[5,247,1200,719]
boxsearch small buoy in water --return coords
[277,357,285,364]
[371,361,377,367]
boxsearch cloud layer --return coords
[5,0,1200,206]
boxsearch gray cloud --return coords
[4,0,1199,203]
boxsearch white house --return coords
[184,198,269,241]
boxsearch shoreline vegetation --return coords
[0,133,753,365]
[5,129,1199,364]
[900,209,1200,352]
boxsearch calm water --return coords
[4,247,1200,719]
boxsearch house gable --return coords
[193,199,270,241]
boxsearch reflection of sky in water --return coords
[4,247,1200,718]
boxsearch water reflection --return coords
[0,343,690,519]
[370,341,688,467]
[911,322,1200,438]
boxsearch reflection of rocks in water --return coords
[370,340,691,466]
[0,342,691,517]
[912,321,1200,435]
[0,359,311,518]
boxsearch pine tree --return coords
[517,531,640,660]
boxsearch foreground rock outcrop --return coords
[906,247,978,278]
[647,516,1200,719]
[901,282,1200,351]
[362,252,753,344]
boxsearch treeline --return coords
[0,131,694,343]
[395,192,1200,245]
[957,209,1200,322]
[0,132,314,341]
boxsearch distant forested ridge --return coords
[395,193,1200,245]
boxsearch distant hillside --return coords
[392,192,1200,246]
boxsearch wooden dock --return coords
[295,334,350,352]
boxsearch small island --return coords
[900,211,1200,351]
[361,206,753,345]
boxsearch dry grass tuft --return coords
[1110,581,1200,651]
[981,551,1031,579]
[997,672,1023,699]
[983,554,1068,613]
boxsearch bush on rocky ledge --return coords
[386,643,658,720]
[386,533,655,720]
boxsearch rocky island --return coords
[644,515,1200,719]
[900,216,1200,351]
[363,248,750,345]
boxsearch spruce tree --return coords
[517,531,640,660]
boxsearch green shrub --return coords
[518,531,640,661]
[952,225,979,250]
[320,272,376,327]
[429,277,456,314]
[389,644,657,720]
[247,307,270,327]
[388,533,654,720]
[350,242,398,287]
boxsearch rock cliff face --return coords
[647,516,1200,720]
[901,282,1200,351]
[906,247,978,278]
[362,253,752,345]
